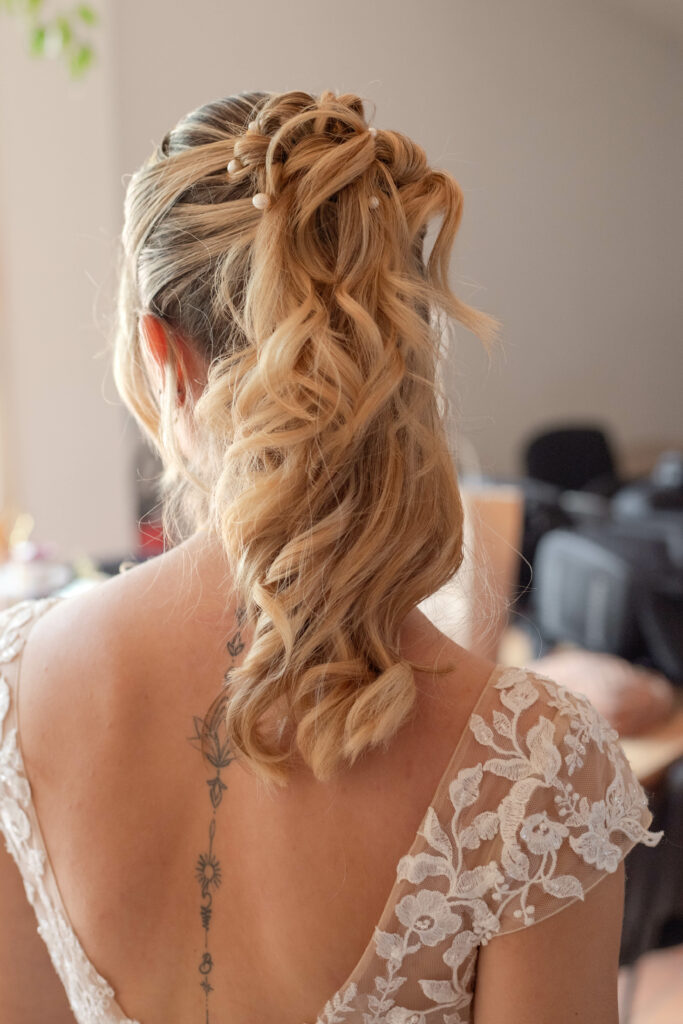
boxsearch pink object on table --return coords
[528,648,676,737]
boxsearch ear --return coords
[140,314,169,374]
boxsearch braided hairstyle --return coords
[113,89,499,788]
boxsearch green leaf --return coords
[76,4,97,25]
[69,42,93,77]
[1,0,98,80]
[29,22,45,54]
[56,14,71,46]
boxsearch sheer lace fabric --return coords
[0,597,663,1024]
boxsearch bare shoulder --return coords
[16,554,184,777]
[18,552,164,658]
[18,541,225,689]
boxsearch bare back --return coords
[12,534,498,1024]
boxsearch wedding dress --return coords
[0,597,663,1023]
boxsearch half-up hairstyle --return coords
[113,89,499,789]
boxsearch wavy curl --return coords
[113,89,500,789]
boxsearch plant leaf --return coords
[70,43,93,78]
[77,4,97,25]
[57,14,72,43]
[29,23,45,55]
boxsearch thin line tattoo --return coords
[187,604,247,1022]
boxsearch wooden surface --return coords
[620,701,683,787]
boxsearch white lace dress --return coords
[0,597,664,1024]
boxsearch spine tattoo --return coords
[187,604,247,1023]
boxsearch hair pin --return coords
[369,195,380,210]
[368,126,377,138]
[252,192,271,210]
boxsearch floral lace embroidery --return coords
[315,667,663,1024]
[0,598,141,1024]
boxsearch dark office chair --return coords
[513,424,649,613]
[523,423,622,496]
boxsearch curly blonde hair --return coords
[113,89,499,789]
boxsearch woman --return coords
[0,89,662,1023]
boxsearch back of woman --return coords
[0,89,662,1024]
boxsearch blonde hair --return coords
[113,89,500,789]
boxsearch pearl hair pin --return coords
[234,120,381,212]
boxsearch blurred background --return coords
[0,0,681,563]
[0,2,682,1020]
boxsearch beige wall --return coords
[0,1,133,559]
[0,0,681,559]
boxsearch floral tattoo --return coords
[187,604,246,1021]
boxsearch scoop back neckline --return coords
[11,595,507,1024]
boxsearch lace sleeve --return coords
[475,669,664,937]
